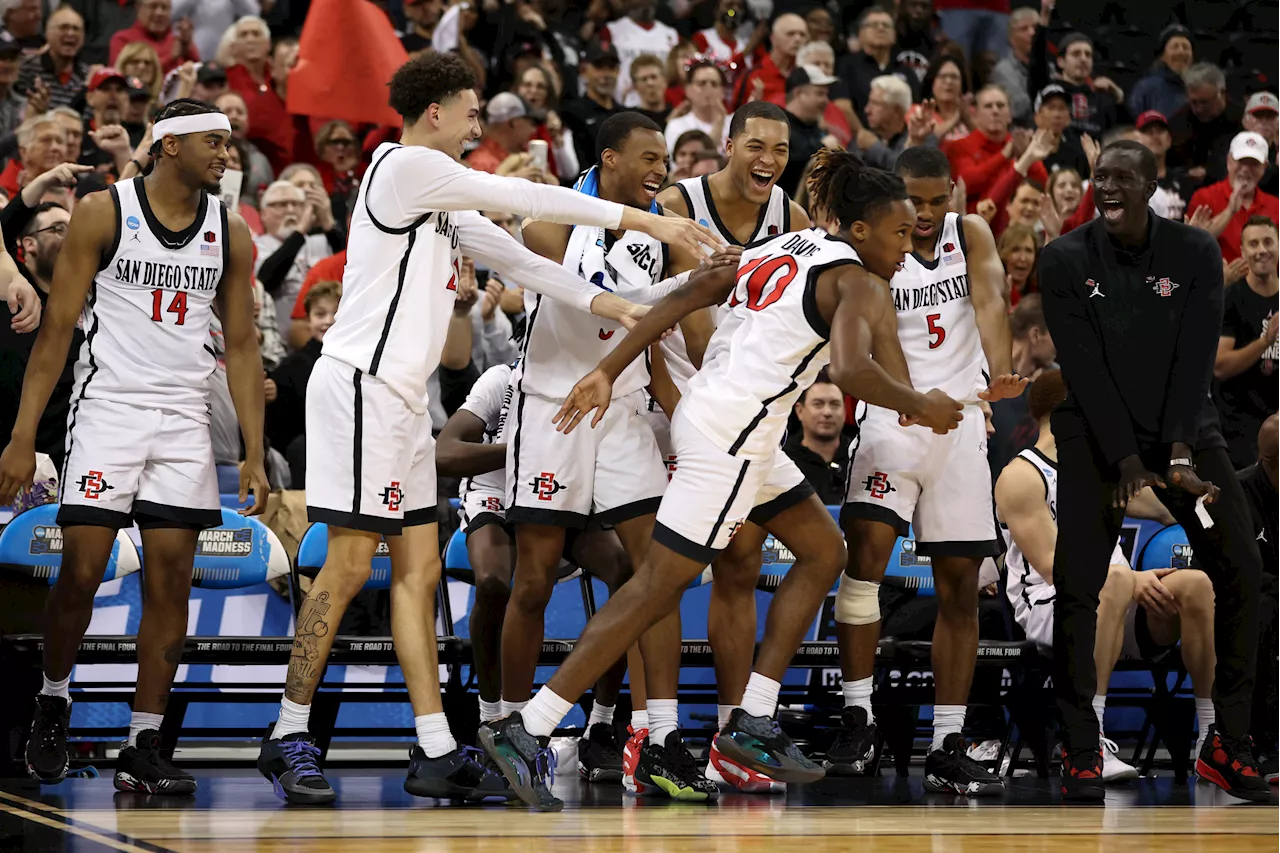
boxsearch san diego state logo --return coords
[76,470,113,500]
[381,481,403,512]
[863,471,895,500]
[1152,277,1179,297]
[529,472,566,501]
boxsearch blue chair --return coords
[0,503,140,584]
[137,508,289,590]
[295,522,392,589]
[1136,524,1191,573]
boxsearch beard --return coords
[34,252,56,284]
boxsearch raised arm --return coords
[995,459,1057,584]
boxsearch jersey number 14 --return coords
[150,289,189,325]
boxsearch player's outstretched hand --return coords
[979,373,1029,403]
[899,389,964,434]
[1167,464,1220,505]
[639,213,724,258]
[239,459,270,516]
[1114,456,1165,509]
[553,369,613,434]
[0,439,35,505]
[7,277,42,334]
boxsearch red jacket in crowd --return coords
[944,129,1048,214]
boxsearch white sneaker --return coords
[1101,737,1139,783]
[1194,730,1207,767]
[966,739,1001,763]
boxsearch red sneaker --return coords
[707,738,786,794]
[622,726,652,795]
[1060,743,1104,802]
[1196,726,1270,803]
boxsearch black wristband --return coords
[129,158,144,173]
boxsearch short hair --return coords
[262,180,305,205]
[693,149,726,168]
[870,75,912,113]
[149,98,222,158]
[1242,214,1279,238]
[805,148,908,231]
[595,111,662,162]
[280,162,323,186]
[1009,292,1047,339]
[857,4,894,29]
[1013,178,1045,196]
[388,52,477,125]
[796,41,834,67]
[20,201,67,238]
[1009,7,1039,30]
[729,101,789,138]
[304,280,342,313]
[1183,62,1225,91]
[672,128,715,153]
[1027,369,1066,423]
[1099,138,1157,183]
[629,53,665,81]
[797,367,838,404]
[684,58,725,86]
[50,106,81,123]
[894,145,951,180]
[976,83,1009,105]
[16,112,58,147]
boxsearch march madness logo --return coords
[29,526,63,556]
[529,472,566,501]
[863,472,895,500]
[381,482,403,512]
[76,470,113,499]
[1152,277,1179,297]
[196,528,253,557]
[1171,543,1193,569]
[899,538,930,568]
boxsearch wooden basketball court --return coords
[1,770,1275,853]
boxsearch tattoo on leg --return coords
[286,592,331,699]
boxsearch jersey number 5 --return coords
[926,312,945,349]
[730,255,799,311]
[150,289,188,326]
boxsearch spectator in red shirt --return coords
[466,92,544,176]
[109,0,198,75]
[944,83,1048,213]
[0,113,71,199]
[732,13,807,108]
[227,25,304,176]
[1189,131,1280,263]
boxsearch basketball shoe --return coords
[256,724,335,805]
[578,723,624,783]
[824,706,877,776]
[634,731,718,801]
[713,708,825,785]
[707,738,787,793]
[114,730,197,795]
[477,716,563,811]
[1195,726,1269,802]
[26,695,71,784]
[622,725,652,794]
[1059,742,1105,802]
[923,733,1005,796]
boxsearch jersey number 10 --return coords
[729,255,799,311]
[150,289,189,325]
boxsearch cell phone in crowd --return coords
[528,139,549,174]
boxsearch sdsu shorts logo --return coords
[481,496,502,512]
[863,472,895,500]
[381,482,403,512]
[529,472,566,501]
[76,470,113,499]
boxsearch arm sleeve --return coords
[1162,239,1225,446]
[1029,21,1050,96]
[255,232,305,295]
[1038,241,1141,464]
[389,148,624,229]
[1,190,35,254]
[473,301,518,370]
[552,127,579,181]
[456,211,600,314]
[612,271,692,305]
[323,226,345,255]
[439,362,481,418]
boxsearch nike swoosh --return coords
[598,329,615,340]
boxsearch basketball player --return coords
[828,146,1024,797]
[652,100,812,793]
[0,99,269,794]
[255,54,720,806]
[480,150,965,811]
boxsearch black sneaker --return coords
[26,694,70,784]
[256,725,335,805]
[1196,726,1270,803]
[1060,742,1105,802]
[824,706,877,776]
[404,744,496,799]
[634,731,718,801]
[578,723,624,784]
[114,730,196,795]
[923,733,1004,796]
[713,707,825,785]
[476,716,563,812]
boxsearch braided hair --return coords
[805,149,908,232]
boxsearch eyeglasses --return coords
[28,222,67,237]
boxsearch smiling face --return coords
[433,88,482,160]
[901,174,952,244]
[726,116,789,204]
[1001,233,1037,281]
[1007,182,1043,226]
[1050,170,1082,216]
[1093,147,1155,234]
[603,127,668,208]
[846,198,916,280]
[308,296,338,341]
[1242,222,1278,279]
[46,9,84,61]
[172,129,232,193]
[1162,35,1193,73]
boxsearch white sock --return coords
[717,704,735,731]
[479,699,503,723]
[931,704,966,752]
[522,687,574,739]
[739,672,781,719]
[415,712,458,759]
[630,709,648,732]
[586,701,615,728]
[1195,697,1215,734]
[41,673,70,701]
[501,699,528,717]
[843,676,874,724]
[272,697,311,738]
[127,711,165,747]
[648,698,679,745]
[1092,694,1107,735]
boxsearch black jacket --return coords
[783,434,849,506]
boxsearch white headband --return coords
[152,113,232,140]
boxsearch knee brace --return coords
[835,574,880,625]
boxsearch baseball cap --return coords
[88,67,128,92]
[1158,24,1192,53]
[1135,110,1170,131]
[485,92,545,124]
[1245,92,1279,115]
[1230,131,1268,163]
[126,76,150,101]
[785,64,838,93]
[196,61,228,86]
[0,42,21,62]
[581,39,620,67]
[1034,84,1071,113]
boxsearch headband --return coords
[152,113,232,140]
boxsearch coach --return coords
[1038,140,1268,803]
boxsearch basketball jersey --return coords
[680,228,860,460]
[607,18,680,106]
[458,363,514,499]
[515,227,665,400]
[74,177,227,423]
[885,212,988,403]
[1003,447,1057,607]
[320,143,462,413]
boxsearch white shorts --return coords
[646,404,677,481]
[506,388,667,528]
[459,486,507,535]
[843,404,1001,558]
[306,356,436,535]
[59,398,220,530]
[653,407,813,563]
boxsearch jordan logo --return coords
[1152,277,1179,297]
[1085,278,1104,298]
[130,232,141,243]
[76,470,113,499]
[1259,529,1268,543]
[529,472,565,501]
[380,482,402,512]
[863,472,895,500]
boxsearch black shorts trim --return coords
[840,502,910,538]
[402,507,436,527]
[463,512,509,538]
[507,505,590,529]
[654,520,720,565]
[593,496,662,527]
[748,480,815,526]
[308,505,404,536]
[57,504,132,530]
[916,538,1005,558]
[133,500,222,531]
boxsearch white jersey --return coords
[75,177,227,423]
[885,212,988,403]
[607,17,681,107]
[457,363,514,500]
[1003,447,1057,609]
[680,228,859,459]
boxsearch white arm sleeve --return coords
[612,271,692,306]
[553,128,579,179]
[456,211,601,315]
[391,147,624,229]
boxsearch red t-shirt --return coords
[733,54,787,109]
[1187,180,1280,262]
[291,251,348,320]
[109,24,199,74]
[943,130,1047,213]
[465,137,510,175]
